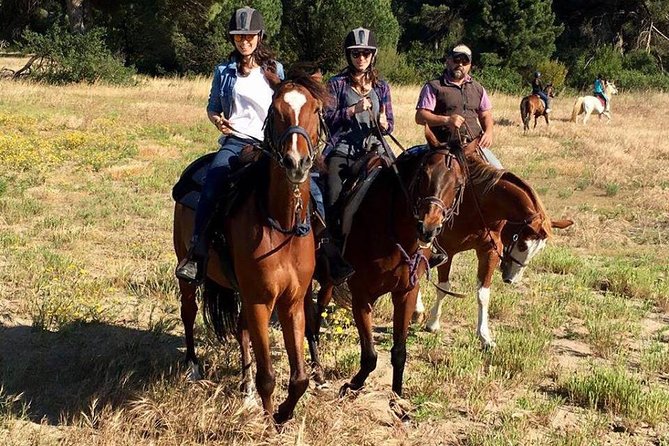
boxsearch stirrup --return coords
[175,255,206,285]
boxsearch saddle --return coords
[596,96,606,108]
[336,152,393,239]
[172,145,261,214]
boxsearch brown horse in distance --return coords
[173,73,328,424]
[310,144,465,398]
[413,130,573,347]
[520,83,554,133]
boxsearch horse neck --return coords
[478,178,537,223]
[267,162,309,228]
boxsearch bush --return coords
[474,65,525,95]
[535,59,568,91]
[569,45,623,90]
[376,47,421,85]
[614,70,669,92]
[21,25,135,85]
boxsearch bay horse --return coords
[520,83,554,132]
[308,144,465,398]
[570,81,618,124]
[413,132,573,348]
[173,72,328,424]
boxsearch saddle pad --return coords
[172,152,217,210]
[341,166,382,242]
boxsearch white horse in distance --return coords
[570,81,618,124]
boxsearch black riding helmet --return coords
[228,6,265,40]
[344,27,378,70]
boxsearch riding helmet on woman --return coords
[228,6,265,40]
[344,27,378,72]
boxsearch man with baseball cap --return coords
[414,44,499,268]
[415,43,496,158]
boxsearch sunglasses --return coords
[351,50,373,59]
[452,57,471,65]
[233,34,258,42]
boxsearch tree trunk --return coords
[66,0,85,33]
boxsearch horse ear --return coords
[310,68,323,83]
[424,125,447,149]
[264,70,282,91]
[550,219,573,229]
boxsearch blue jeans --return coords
[192,135,255,241]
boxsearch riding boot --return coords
[315,228,354,286]
[427,249,448,269]
[175,234,209,285]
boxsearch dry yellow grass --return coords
[0,77,668,445]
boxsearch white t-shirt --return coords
[228,66,273,141]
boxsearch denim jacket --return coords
[206,59,285,118]
[324,73,394,156]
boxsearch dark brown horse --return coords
[173,73,328,423]
[309,145,465,397]
[413,133,573,347]
[520,83,554,133]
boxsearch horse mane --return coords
[500,171,552,237]
[279,65,329,106]
[467,156,505,195]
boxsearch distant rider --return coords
[531,71,551,113]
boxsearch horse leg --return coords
[533,115,538,129]
[244,302,276,417]
[425,258,453,332]
[339,292,376,396]
[304,282,326,385]
[475,249,498,350]
[274,292,309,424]
[235,310,255,402]
[178,279,201,381]
[544,113,549,127]
[390,288,419,396]
[412,290,425,324]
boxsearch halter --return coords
[407,150,464,233]
[250,94,328,236]
[499,213,542,267]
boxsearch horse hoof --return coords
[186,361,202,381]
[481,341,496,352]
[315,380,330,390]
[338,382,362,398]
[425,322,440,333]
[273,410,292,426]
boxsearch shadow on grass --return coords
[0,322,183,424]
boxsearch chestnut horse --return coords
[309,146,465,397]
[413,135,573,348]
[173,73,328,423]
[520,83,554,133]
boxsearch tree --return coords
[277,0,400,72]
[465,0,563,70]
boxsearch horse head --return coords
[605,81,618,96]
[266,72,328,184]
[497,174,574,282]
[410,148,465,248]
[545,83,555,98]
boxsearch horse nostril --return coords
[503,278,512,284]
[283,155,297,170]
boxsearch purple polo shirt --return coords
[416,74,492,112]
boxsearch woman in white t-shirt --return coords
[176,6,284,284]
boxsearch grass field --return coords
[0,74,668,445]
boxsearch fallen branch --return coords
[13,55,39,79]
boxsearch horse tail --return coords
[202,278,240,341]
[571,97,584,122]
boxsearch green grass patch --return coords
[561,365,669,426]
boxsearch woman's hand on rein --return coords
[378,105,388,130]
[213,115,232,135]
[352,97,372,115]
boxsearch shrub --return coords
[376,47,421,85]
[20,25,135,85]
[535,59,568,91]
[474,65,525,95]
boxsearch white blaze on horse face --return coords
[283,90,307,166]
[503,238,546,283]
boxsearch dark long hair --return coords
[229,40,278,79]
[342,52,380,90]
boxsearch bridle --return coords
[407,149,464,236]
[500,213,542,267]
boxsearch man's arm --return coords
[478,109,493,148]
